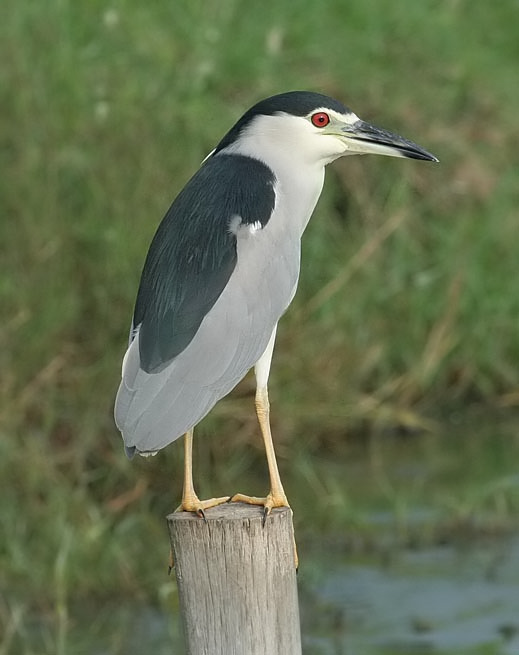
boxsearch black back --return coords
[133,154,276,373]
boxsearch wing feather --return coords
[115,153,281,452]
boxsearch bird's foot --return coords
[229,490,290,523]
[175,493,231,519]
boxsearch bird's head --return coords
[215,91,438,168]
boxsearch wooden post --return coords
[167,502,301,655]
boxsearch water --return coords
[300,536,519,654]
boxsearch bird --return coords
[114,90,437,523]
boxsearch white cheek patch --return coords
[248,220,263,234]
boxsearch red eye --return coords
[311,112,330,128]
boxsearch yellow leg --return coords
[231,327,289,514]
[231,384,289,514]
[229,327,298,567]
[169,428,230,572]
[230,383,298,569]
[231,328,290,514]
[176,428,230,517]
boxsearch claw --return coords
[229,491,289,514]
[176,495,230,516]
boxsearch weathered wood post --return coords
[167,502,301,655]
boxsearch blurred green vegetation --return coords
[1,0,519,652]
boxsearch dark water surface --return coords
[300,536,519,654]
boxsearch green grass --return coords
[1,0,519,652]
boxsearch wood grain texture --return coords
[168,502,301,655]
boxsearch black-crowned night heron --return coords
[115,91,437,522]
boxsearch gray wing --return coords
[115,154,281,455]
[133,154,275,374]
